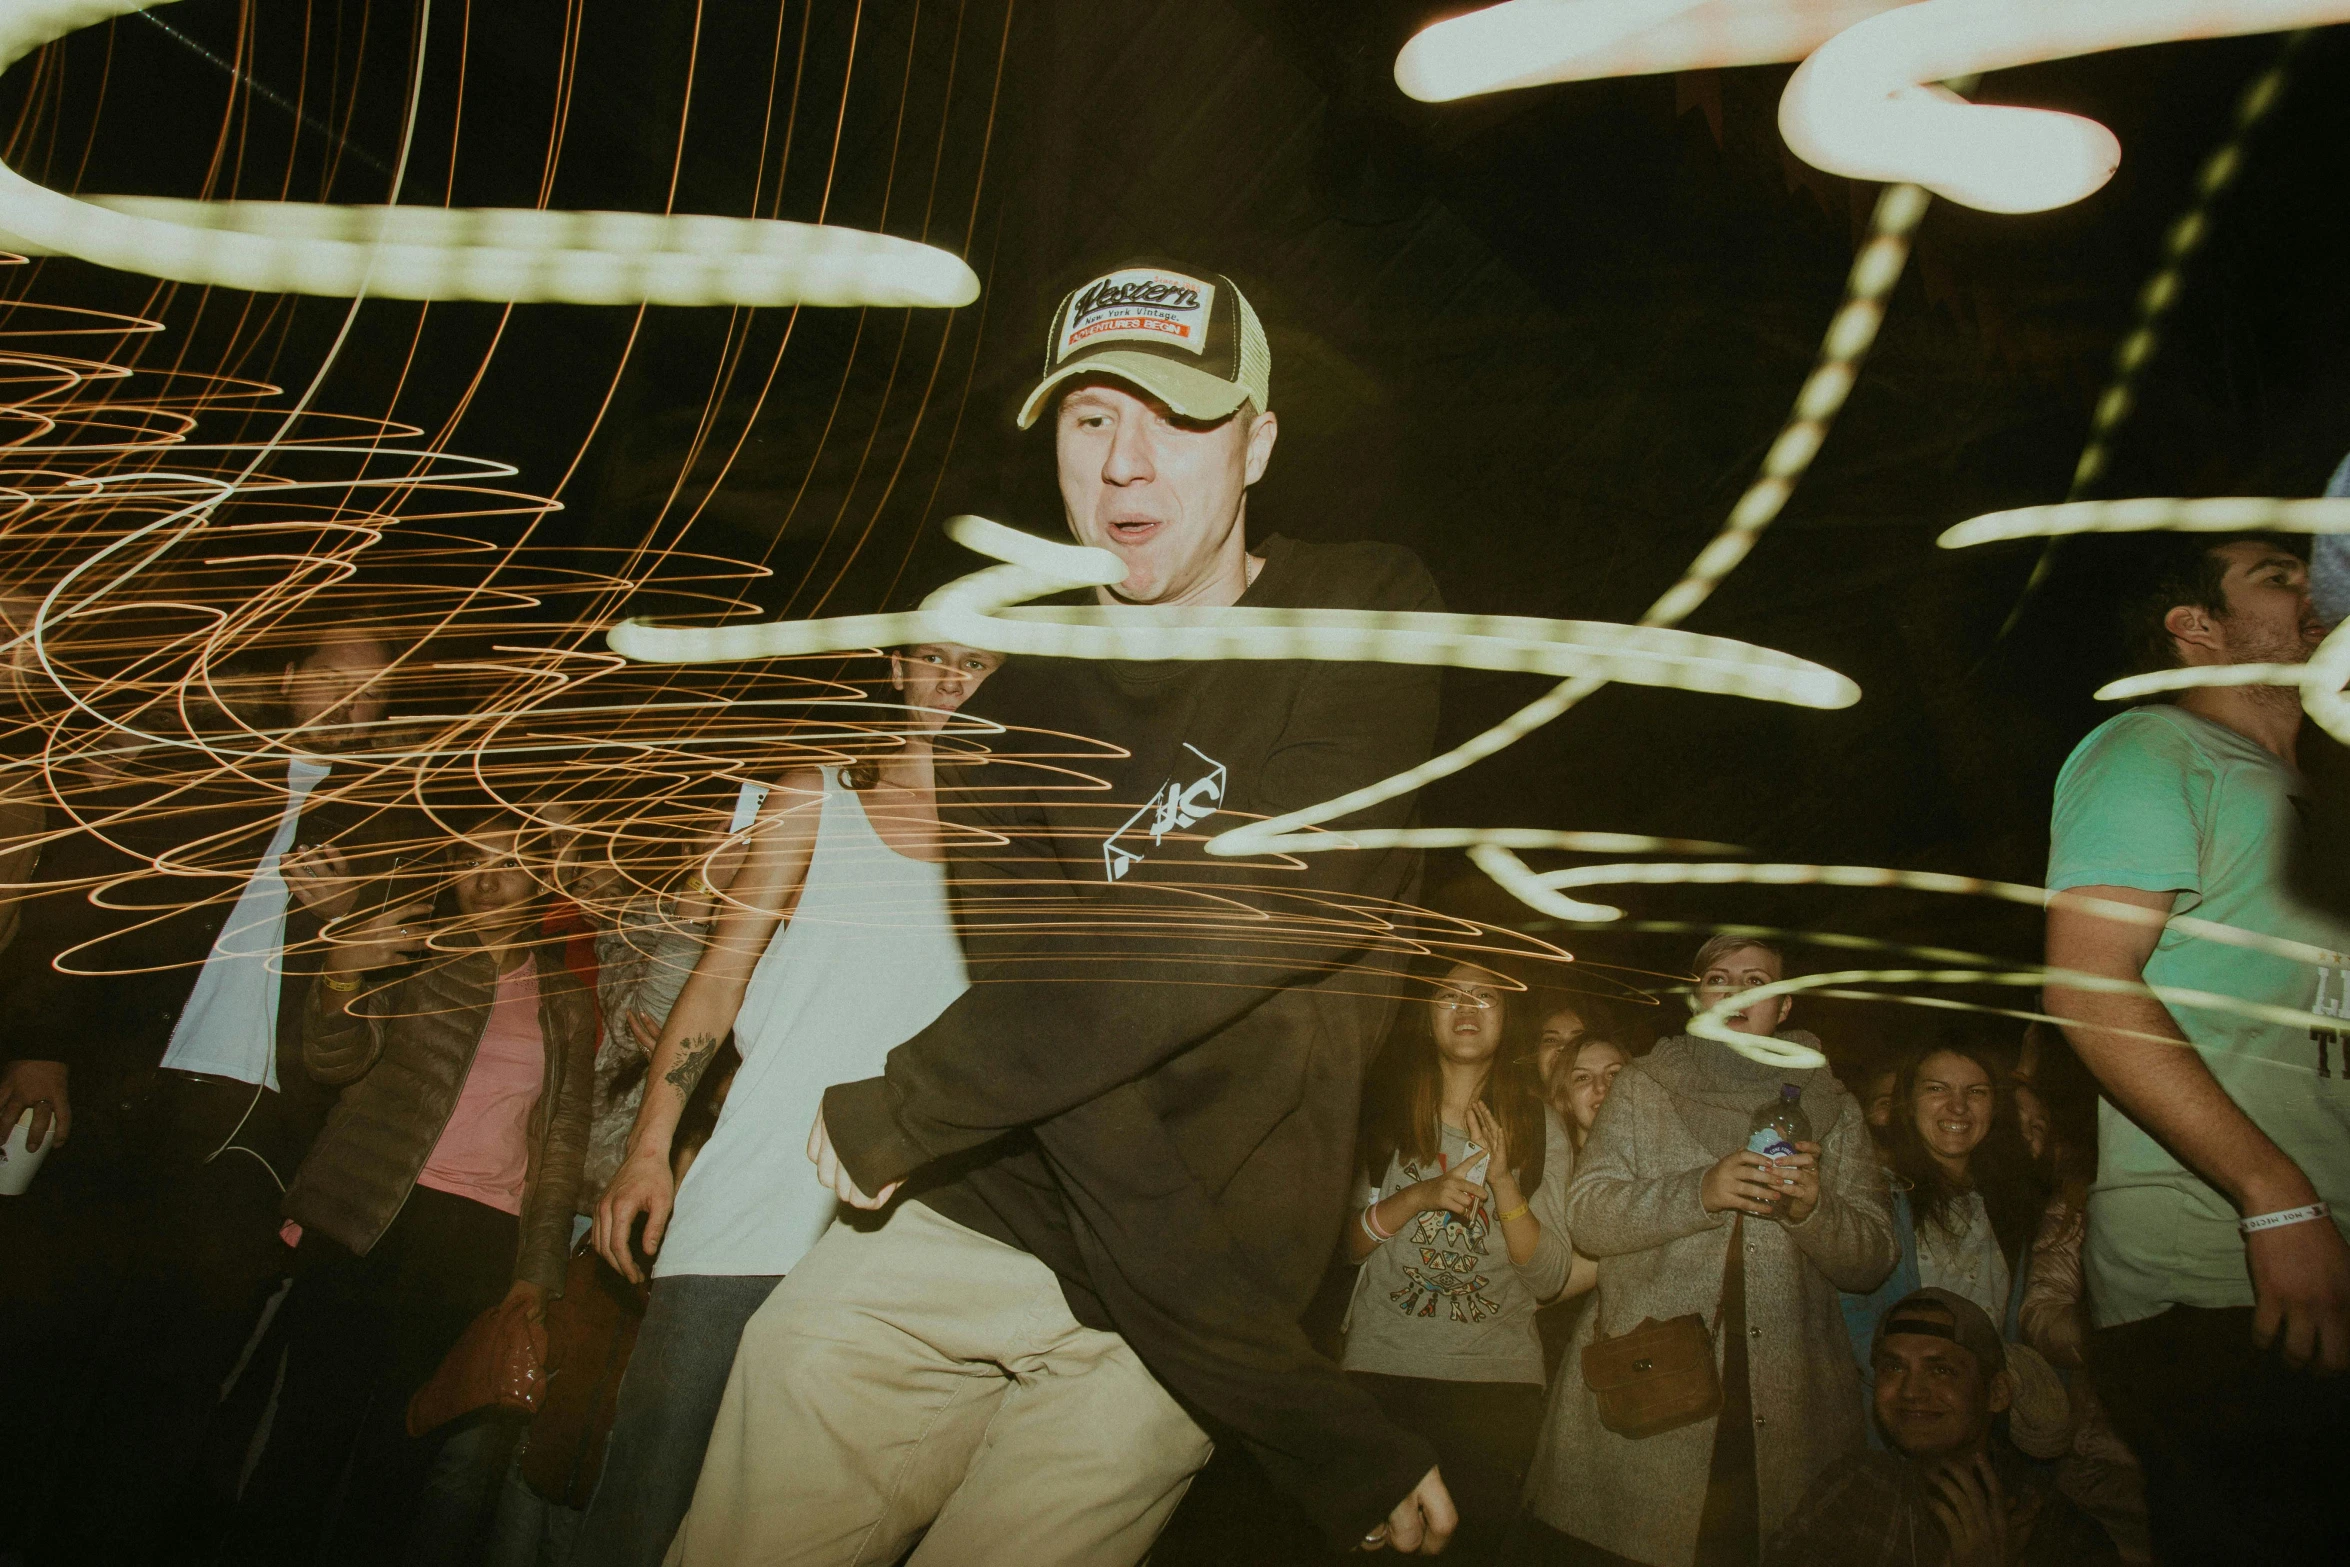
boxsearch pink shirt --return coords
[416,963,545,1217]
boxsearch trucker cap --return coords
[1016,258,1271,430]
[1873,1287,2006,1374]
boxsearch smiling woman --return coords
[1838,1040,2049,1393]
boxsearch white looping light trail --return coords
[1396,0,2350,214]
[608,515,1861,708]
[1941,497,2350,549]
[1481,855,2348,967]
[1938,497,2350,737]
[0,1,980,309]
[1686,965,2347,1071]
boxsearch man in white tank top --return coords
[577,643,1001,1567]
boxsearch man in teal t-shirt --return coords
[2043,532,2350,1567]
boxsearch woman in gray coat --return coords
[1520,937,1896,1567]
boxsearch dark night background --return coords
[9,0,2350,1046]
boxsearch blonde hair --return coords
[1689,933,1786,979]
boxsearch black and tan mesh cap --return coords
[1874,1287,2006,1374]
[1016,258,1271,430]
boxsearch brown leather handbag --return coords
[406,1292,550,1437]
[519,1242,648,1509]
[1579,1218,1738,1440]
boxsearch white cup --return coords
[0,1107,53,1195]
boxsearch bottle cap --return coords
[1780,1083,1801,1100]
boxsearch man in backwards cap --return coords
[662,261,1454,1564]
[1766,1289,2117,1567]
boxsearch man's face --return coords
[282,638,391,741]
[1694,944,1791,1036]
[2176,541,2322,667]
[1055,379,1276,606]
[891,642,1004,725]
[1873,1324,2009,1462]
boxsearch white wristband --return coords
[2239,1201,2330,1235]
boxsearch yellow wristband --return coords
[322,971,362,993]
[1497,1202,1531,1224]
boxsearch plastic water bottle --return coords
[1746,1084,1811,1218]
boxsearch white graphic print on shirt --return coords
[1102,743,1227,881]
[1388,1172,1500,1324]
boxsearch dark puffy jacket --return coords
[285,941,596,1293]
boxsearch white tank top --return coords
[654,767,965,1277]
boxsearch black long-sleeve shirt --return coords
[824,532,1445,1547]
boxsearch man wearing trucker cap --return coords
[663,260,1458,1563]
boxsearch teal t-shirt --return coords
[2047,705,2350,1327]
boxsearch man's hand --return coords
[1924,1454,2007,1567]
[1774,1141,1823,1224]
[281,844,361,921]
[807,1107,900,1211]
[0,1058,69,1152]
[1701,1149,1779,1217]
[595,1149,679,1286]
[1361,1466,1457,1554]
[2247,1211,2350,1374]
[498,1278,550,1324]
[2050,885,2350,1378]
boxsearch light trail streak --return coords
[1397,1,2349,213]
[1940,497,2350,738]
[609,516,1861,709]
[1486,856,2346,970]
[0,1,980,309]
[1688,966,2347,1073]
[1992,28,2313,639]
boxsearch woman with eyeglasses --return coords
[1341,960,1589,1561]
[1519,935,1895,1567]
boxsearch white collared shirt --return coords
[157,756,333,1090]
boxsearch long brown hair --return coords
[1362,964,1549,1195]
[1886,1040,2045,1267]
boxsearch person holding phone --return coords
[224,803,597,1566]
[1342,960,1588,1562]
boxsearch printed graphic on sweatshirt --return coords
[1387,1183,1500,1325]
[1103,743,1227,882]
[1058,268,1216,361]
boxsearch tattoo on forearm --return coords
[664,1032,721,1097]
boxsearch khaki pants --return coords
[665,1200,1213,1567]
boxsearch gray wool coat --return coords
[1526,1032,1896,1567]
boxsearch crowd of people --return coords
[2,258,2346,1567]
